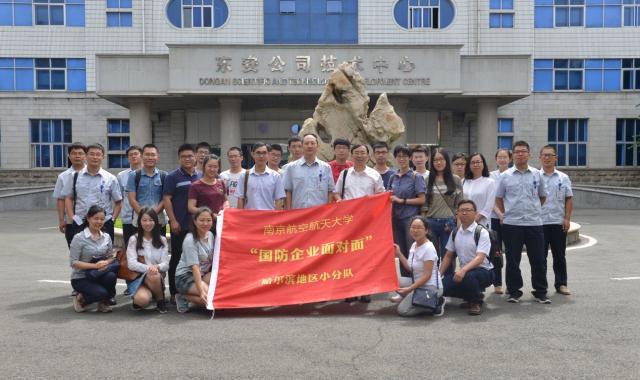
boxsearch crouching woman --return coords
[174,207,215,313]
[126,207,170,313]
[69,205,118,313]
[393,216,445,317]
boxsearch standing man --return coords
[441,200,494,316]
[117,145,142,247]
[163,144,202,304]
[53,142,86,247]
[63,143,122,242]
[495,140,549,304]
[236,142,286,210]
[335,144,385,303]
[328,138,353,183]
[267,144,284,174]
[411,145,430,182]
[540,145,573,296]
[372,141,396,190]
[286,135,303,163]
[195,142,211,174]
[127,143,167,235]
[284,133,335,209]
[219,146,244,208]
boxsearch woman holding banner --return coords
[392,216,444,317]
[174,207,215,313]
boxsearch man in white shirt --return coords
[335,144,385,303]
[53,142,86,247]
[411,145,430,182]
[441,199,494,316]
[219,146,244,208]
[236,142,286,210]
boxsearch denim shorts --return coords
[175,272,195,294]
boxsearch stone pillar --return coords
[219,98,242,170]
[129,98,152,147]
[477,98,498,161]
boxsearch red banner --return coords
[207,192,398,309]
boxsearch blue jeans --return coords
[502,224,548,298]
[443,268,494,304]
[491,218,506,286]
[427,217,456,275]
[71,272,117,304]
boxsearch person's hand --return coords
[148,265,158,275]
[96,260,109,271]
[390,195,401,204]
[453,269,466,283]
[562,218,571,232]
[394,244,402,258]
[170,220,181,234]
[58,221,66,233]
[397,287,411,297]
[200,289,208,304]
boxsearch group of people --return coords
[54,133,573,317]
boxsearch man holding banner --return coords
[283,133,335,210]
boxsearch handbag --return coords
[410,247,441,313]
[116,248,145,281]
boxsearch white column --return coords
[219,98,242,169]
[129,98,152,147]
[477,98,498,160]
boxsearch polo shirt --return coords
[335,166,384,200]
[495,165,546,226]
[117,168,135,224]
[283,157,335,209]
[62,167,122,224]
[163,167,202,231]
[235,166,286,210]
[445,222,493,270]
[389,169,426,219]
[329,160,353,183]
[541,169,573,225]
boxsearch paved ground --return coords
[0,209,638,379]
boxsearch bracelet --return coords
[404,198,407,204]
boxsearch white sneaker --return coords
[390,294,403,303]
[433,296,446,317]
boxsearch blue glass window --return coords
[34,0,65,25]
[327,0,342,14]
[0,1,34,26]
[107,119,131,168]
[166,0,226,28]
[35,58,65,90]
[622,58,640,90]
[394,0,455,29]
[548,118,588,166]
[106,0,132,27]
[497,118,514,149]
[535,0,585,27]
[623,0,640,26]
[30,119,72,168]
[616,118,639,166]
[279,0,295,14]
[553,59,584,90]
[107,119,130,134]
[489,0,514,28]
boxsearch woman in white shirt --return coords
[393,216,445,317]
[463,153,497,228]
[489,148,512,294]
[126,207,170,313]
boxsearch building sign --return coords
[168,45,462,94]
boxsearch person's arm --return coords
[563,197,573,232]
[112,200,122,221]
[326,166,336,204]
[191,265,207,304]
[495,197,505,216]
[454,253,487,283]
[398,260,434,296]
[394,244,411,273]
[187,198,200,215]
[126,236,149,273]
[65,196,80,226]
[477,180,497,223]
[128,191,142,214]
[158,237,170,273]
[285,191,292,210]
[334,174,343,202]
[439,251,455,276]
[237,198,245,209]
[538,172,547,206]
[406,192,425,206]
[164,194,180,233]
[56,198,66,233]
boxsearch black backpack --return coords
[451,224,503,269]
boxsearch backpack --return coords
[451,224,503,269]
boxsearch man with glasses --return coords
[441,200,494,316]
[163,143,202,303]
[540,145,573,296]
[236,142,286,210]
[495,141,549,304]
[372,141,396,189]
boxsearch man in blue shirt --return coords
[117,145,142,248]
[127,143,167,231]
[495,140,549,304]
[163,144,202,302]
[236,142,286,210]
[540,145,574,296]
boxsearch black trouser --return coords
[65,223,75,248]
[122,224,136,249]
[169,230,189,296]
[491,218,506,286]
[502,224,548,298]
[68,219,115,244]
[543,224,568,290]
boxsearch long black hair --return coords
[81,205,106,230]
[426,148,456,206]
[464,152,490,179]
[135,207,165,251]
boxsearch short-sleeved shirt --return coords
[408,241,440,289]
[235,167,286,210]
[188,179,226,214]
[53,166,83,223]
[163,167,202,231]
[117,168,135,224]
[126,168,165,210]
[389,169,426,219]
[175,232,214,277]
[69,228,113,280]
[489,169,505,219]
[219,170,243,208]
[335,166,385,200]
[445,222,493,270]
[462,176,496,227]
[329,160,353,183]
[378,168,396,190]
[283,157,335,209]
[495,165,546,226]
[62,167,123,223]
[541,169,573,225]
[422,176,464,219]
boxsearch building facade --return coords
[0,0,639,173]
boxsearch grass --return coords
[114,218,170,233]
